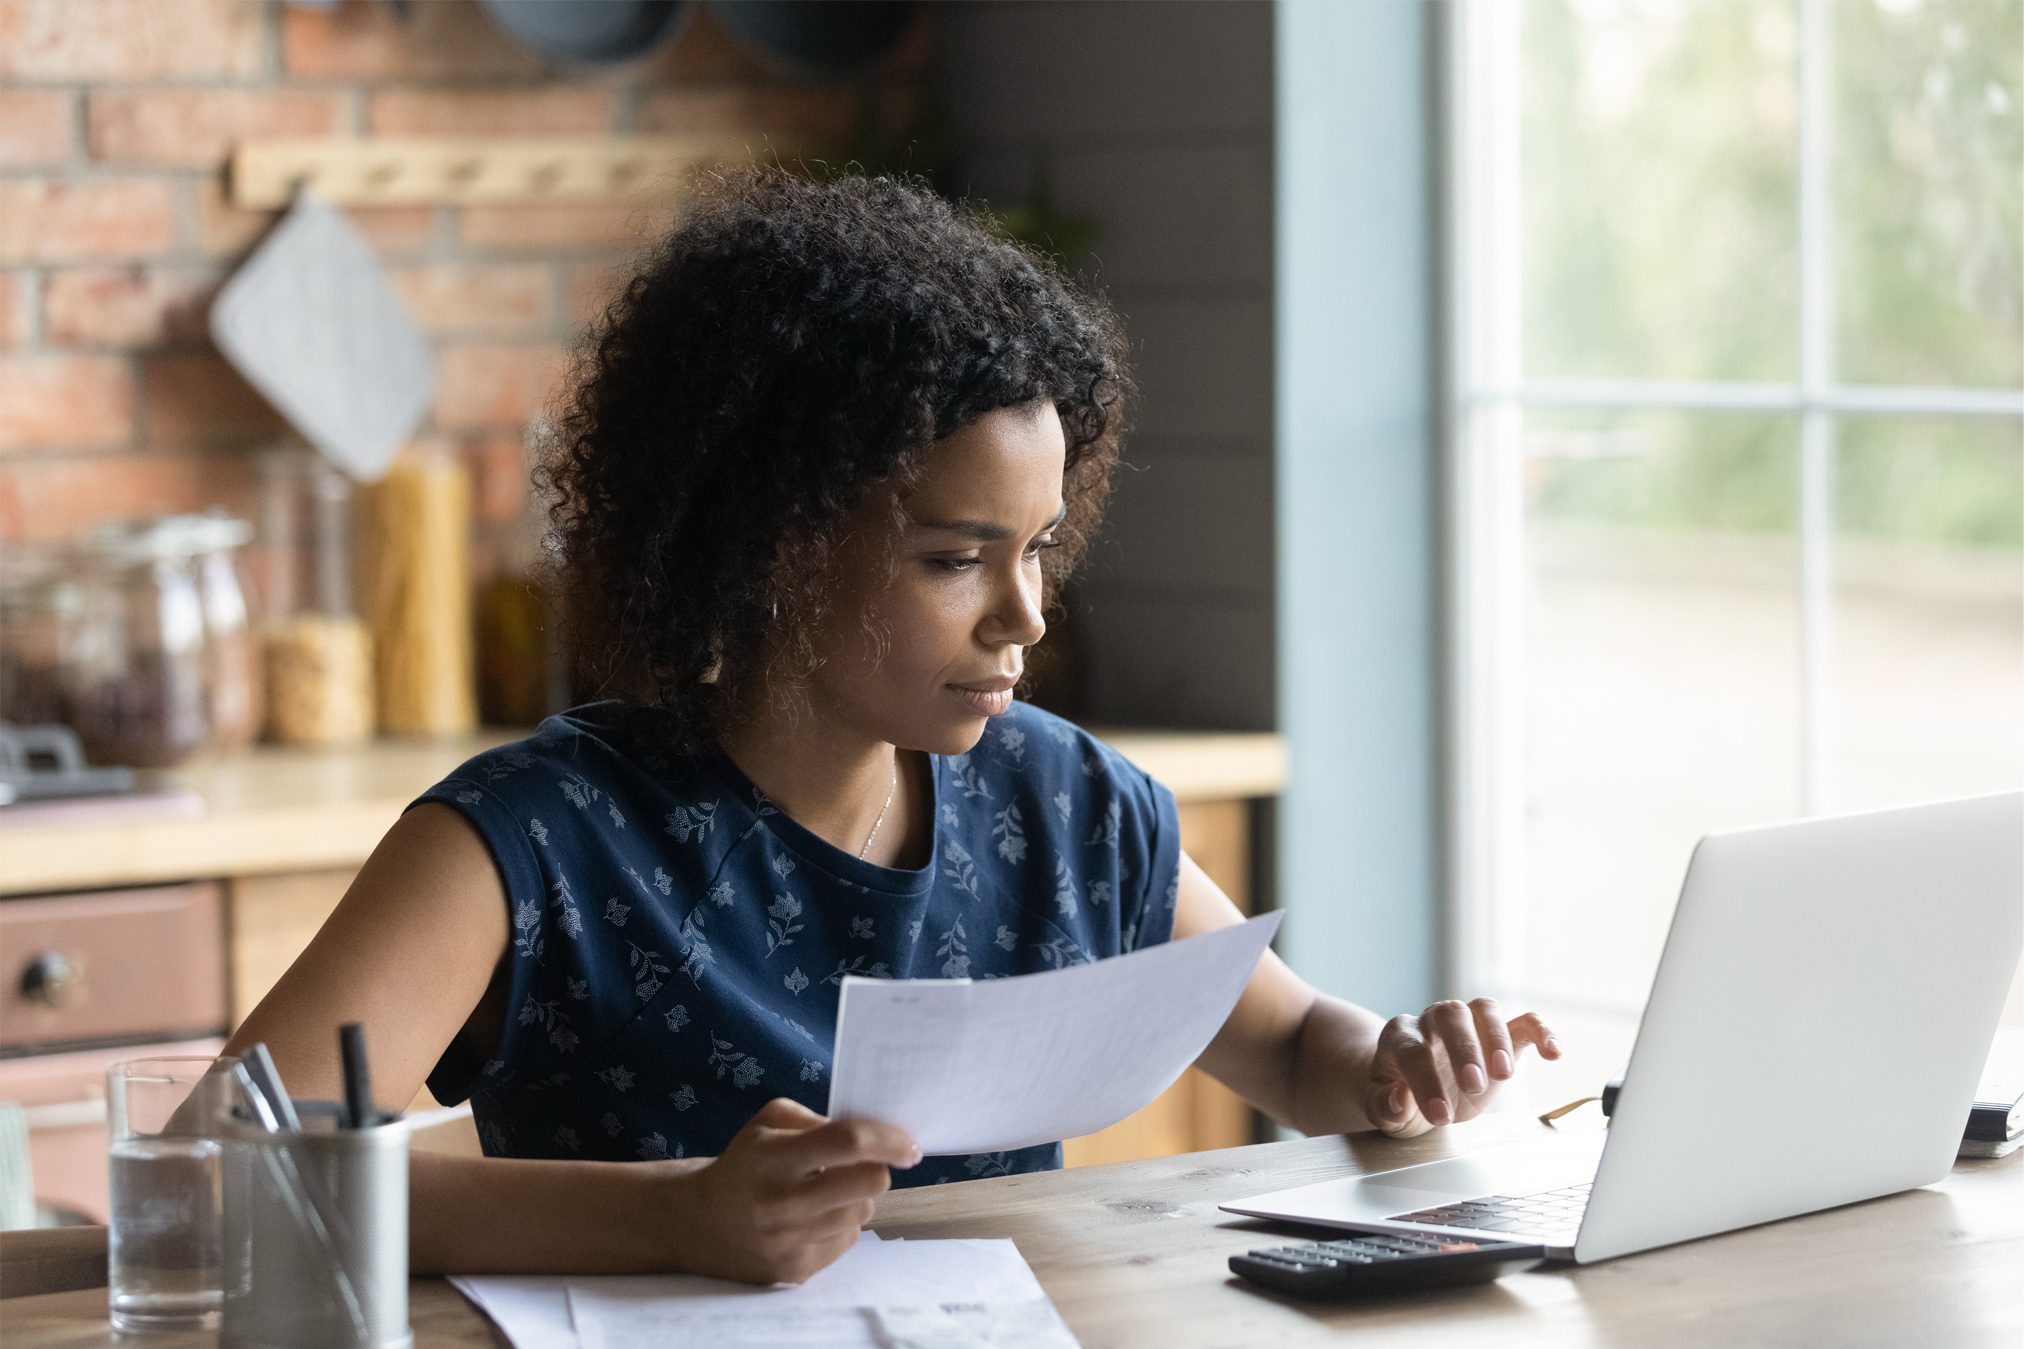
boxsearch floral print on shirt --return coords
[414,699,1180,1187]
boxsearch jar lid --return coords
[78,512,253,562]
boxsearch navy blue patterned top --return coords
[412,700,1182,1186]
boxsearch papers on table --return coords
[828,912,1283,1155]
[451,1232,1078,1349]
[865,1300,1080,1349]
[448,1273,577,1349]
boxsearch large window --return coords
[1449,0,2023,1110]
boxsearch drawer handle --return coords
[18,951,80,1008]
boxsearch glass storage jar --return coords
[254,449,373,748]
[62,520,212,767]
[189,512,260,755]
[0,545,80,728]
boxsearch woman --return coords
[226,168,1558,1285]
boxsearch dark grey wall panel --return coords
[1076,594,1275,730]
[1054,145,1274,290]
[940,3,1271,143]
[1079,454,1274,595]
[939,0,1275,730]
[1111,296,1273,442]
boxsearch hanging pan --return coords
[479,0,694,66]
[710,0,917,82]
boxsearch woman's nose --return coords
[984,563,1046,649]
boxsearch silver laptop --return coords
[1222,790,2024,1264]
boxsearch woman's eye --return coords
[926,538,1058,572]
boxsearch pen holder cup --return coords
[221,1112,412,1349]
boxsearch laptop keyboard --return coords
[1387,1182,1592,1242]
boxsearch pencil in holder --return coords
[221,1108,412,1349]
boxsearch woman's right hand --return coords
[666,1097,921,1285]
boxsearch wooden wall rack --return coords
[230,135,748,209]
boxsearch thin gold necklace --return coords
[858,761,898,860]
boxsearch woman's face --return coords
[809,402,1067,756]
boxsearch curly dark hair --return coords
[538,166,1132,750]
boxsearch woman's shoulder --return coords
[956,701,1157,802]
[427,704,706,800]
[946,702,1175,873]
[412,703,739,867]
[945,701,1181,954]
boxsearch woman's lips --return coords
[948,680,1016,717]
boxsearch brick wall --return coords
[0,0,930,580]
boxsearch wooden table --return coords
[5,1112,2017,1347]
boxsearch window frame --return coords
[1441,0,2024,1001]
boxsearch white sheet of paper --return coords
[577,1301,871,1348]
[827,912,1282,1154]
[567,1237,1055,1349]
[452,1234,1057,1349]
[450,1232,897,1349]
[447,1273,579,1349]
[868,1299,1082,1349]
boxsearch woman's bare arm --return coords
[224,804,509,1111]
[221,805,918,1280]
[1179,853,1560,1137]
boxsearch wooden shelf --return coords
[1090,730,1286,805]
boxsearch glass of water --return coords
[107,1055,238,1332]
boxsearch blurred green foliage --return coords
[1522,0,2020,550]
[1838,415,2024,546]
[1528,411,1798,535]
[981,168,1101,271]
[1528,410,2022,549]
[827,88,1101,269]
[1525,0,1800,381]
[1836,0,2023,387]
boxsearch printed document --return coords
[568,1236,1074,1348]
[828,912,1282,1154]
[453,1233,1076,1349]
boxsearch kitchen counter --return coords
[0,727,1285,897]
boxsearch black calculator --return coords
[1229,1232,1547,1298]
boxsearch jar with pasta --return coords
[359,441,475,739]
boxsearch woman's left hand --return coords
[1364,998,1560,1137]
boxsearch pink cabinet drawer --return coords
[0,1036,225,1223]
[0,882,226,1052]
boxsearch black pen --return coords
[339,1022,374,1129]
